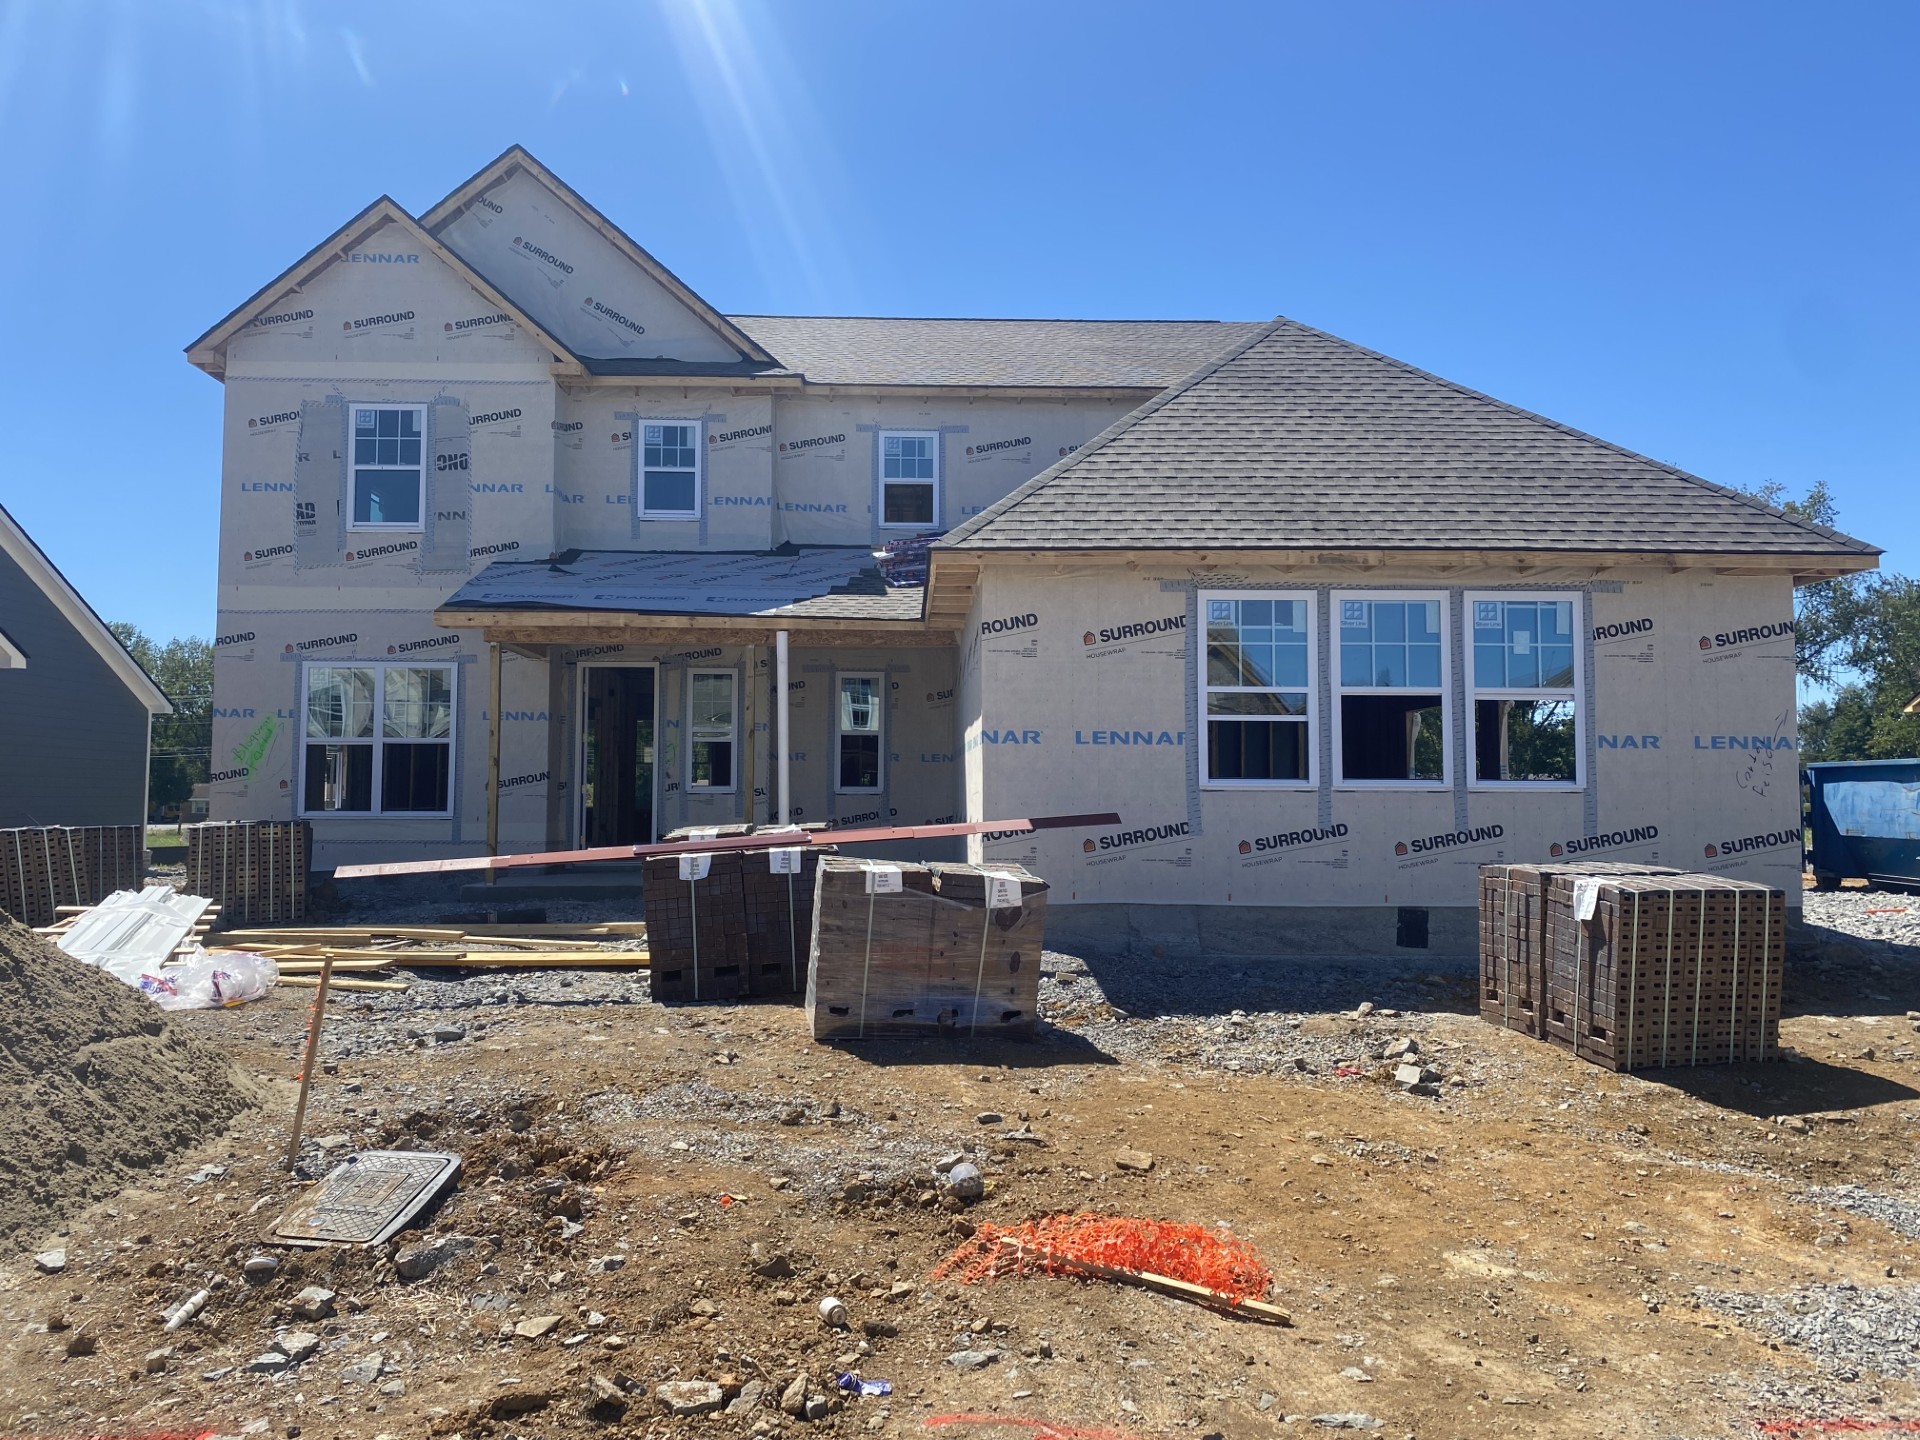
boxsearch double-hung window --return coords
[1200,592,1314,784]
[835,673,884,794]
[641,421,701,518]
[688,670,737,792]
[1469,592,1582,786]
[302,662,455,816]
[879,431,939,529]
[350,404,425,528]
[1335,593,1449,785]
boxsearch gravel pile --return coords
[1796,1183,1920,1241]
[1800,889,1920,950]
[1696,1281,1920,1380]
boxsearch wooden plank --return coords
[333,811,1125,880]
[396,950,649,969]
[279,974,410,993]
[216,926,469,944]
[998,1240,1290,1325]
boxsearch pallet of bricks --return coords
[805,857,1047,1041]
[183,821,312,926]
[0,825,146,927]
[646,825,831,1003]
[1480,863,1785,1069]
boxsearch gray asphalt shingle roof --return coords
[727,316,1268,389]
[940,319,1879,557]
[438,546,923,623]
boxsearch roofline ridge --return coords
[1267,316,1878,556]
[729,314,1263,325]
[938,318,1286,549]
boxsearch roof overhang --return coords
[418,146,777,366]
[0,505,170,713]
[434,608,951,650]
[926,546,1880,624]
[184,197,585,380]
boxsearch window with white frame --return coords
[302,662,455,816]
[1335,594,1448,785]
[1469,593,1581,785]
[641,421,702,517]
[879,431,939,529]
[1201,592,1313,784]
[350,404,425,528]
[835,673,884,793]
[688,670,737,791]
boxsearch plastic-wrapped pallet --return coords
[740,826,828,997]
[805,858,1047,1041]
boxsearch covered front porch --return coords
[433,545,964,859]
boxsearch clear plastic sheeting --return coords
[138,949,278,1010]
[57,887,212,983]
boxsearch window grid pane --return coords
[1473,598,1575,692]
[1203,595,1312,783]
[1340,600,1441,691]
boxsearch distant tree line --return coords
[1754,481,1920,763]
[110,623,213,815]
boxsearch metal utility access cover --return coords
[273,1150,461,1247]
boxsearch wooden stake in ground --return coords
[284,952,335,1170]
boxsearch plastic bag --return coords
[137,950,279,1010]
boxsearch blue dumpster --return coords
[1804,760,1920,889]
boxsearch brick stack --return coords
[650,825,833,1002]
[1479,864,1785,1070]
[1479,862,1678,1038]
[805,858,1048,1042]
[0,825,148,926]
[646,825,754,1003]
[183,821,312,925]
[741,826,828,997]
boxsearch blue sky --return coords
[0,0,1912,644]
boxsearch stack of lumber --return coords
[183,821,311,925]
[648,825,832,1002]
[1479,863,1785,1070]
[0,825,147,926]
[805,858,1048,1041]
[203,920,650,994]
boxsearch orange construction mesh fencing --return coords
[932,1212,1273,1307]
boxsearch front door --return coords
[581,666,656,845]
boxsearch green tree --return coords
[111,623,214,813]
[1797,685,1877,763]
[1826,576,1920,759]
[1743,480,1859,685]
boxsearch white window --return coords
[350,404,425,529]
[688,669,737,792]
[1469,592,1583,787]
[301,662,455,816]
[1200,592,1314,786]
[1334,593,1450,787]
[879,431,939,529]
[835,673,884,794]
[641,421,702,518]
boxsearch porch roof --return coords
[435,544,939,646]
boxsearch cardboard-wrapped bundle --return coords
[1542,872,1785,1070]
[1479,862,1680,1038]
[805,858,1047,1041]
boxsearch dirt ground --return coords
[2,905,1919,1440]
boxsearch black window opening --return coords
[1341,695,1445,782]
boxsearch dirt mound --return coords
[0,916,258,1248]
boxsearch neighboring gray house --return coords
[0,503,171,827]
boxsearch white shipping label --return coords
[1573,878,1601,922]
[689,827,720,841]
[768,847,804,874]
[984,872,1022,910]
[679,853,713,882]
[864,863,904,895]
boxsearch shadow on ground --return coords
[826,1028,1120,1069]
[1787,924,1920,1019]
[1070,948,1480,1024]
[1650,1052,1920,1118]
